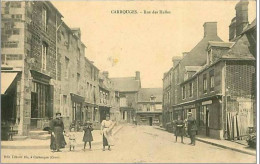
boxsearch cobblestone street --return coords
[1,125,256,163]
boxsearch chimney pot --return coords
[172,56,182,68]
[103,71,109,78]
[135,71,140,80]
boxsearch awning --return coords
[1,72,18,94]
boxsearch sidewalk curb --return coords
[1,125,124,149]
[153,126,256,156]
[195,138,256,156]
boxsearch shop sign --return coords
[202,100,212,105]
[174,106,182,110]
[183,104,195,109]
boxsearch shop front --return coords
[1,71,21,140]
[136,111,162,126]
[197,97,223,139]
[30,70,53,130]
[70,93,85,129]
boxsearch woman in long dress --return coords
[50,112,66,152]
[100,114,115,151]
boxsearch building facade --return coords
[111,71,141,123]
[1,1,63,135]
[136,88,163,126]
[162,0,256,140]
[1,1,118,136]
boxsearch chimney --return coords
[235,0,249,37]
[182,52,189,58]
[229,17,236,41]
[135,71,140,80]
[172,56,182,68]
[103,71,109,78]
[203,22,217,38]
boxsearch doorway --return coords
[149,117,153,126]
[206,107,210,136]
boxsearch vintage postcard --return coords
[1,0,258,163]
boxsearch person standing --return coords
[100,114,115,151]
[187,112,197,146]
[83,121,93,151]
[50,112,66,152]
[174,116,185,143]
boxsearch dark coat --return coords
[187,116,197,136]
[174,120,185,136]
[50,118,66,150]
[83,125,93,142]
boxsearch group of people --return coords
[173,112,197,146]
[49,113,115,152]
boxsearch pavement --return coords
[1,125,123,149]
[1,125,256,163]
[153,126,256,156]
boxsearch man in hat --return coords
[100,114,116,151]
[50,112,66,152]
[187,112,197,146]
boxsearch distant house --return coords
[111,71,141,123]
[136,88,163,126]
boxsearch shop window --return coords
[199,106,207,126]
[203,74,207,93]
[41,42,48,70]
[182,86,186,99]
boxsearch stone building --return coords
[1,1,103,136]
[111,71,141,123]
[162,0,256,140]
[1,1,63,136]
[136,88,162,126]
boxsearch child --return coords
[83,121,93,151]
[65,127,77,151]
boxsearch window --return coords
[13,29,20,35]
[203,74,207,93]
[65,57,69,78]
[77,73,80,91]
[41,42,48,70]
[42,7,47,31]
[2,41,19,48]
[77,48,80,62]
[199,106,207,126]
[182,86,186,99]
[210,70,215,91]
[147,104,150,111]
[189,82,193,97]
[120,97,127,107]
[10,2,21,8]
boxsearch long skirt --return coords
[50,127,66,150]
[103,134,108,146]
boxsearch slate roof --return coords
[178,30,223,83]
[110,77,140,92]
[241,18,256,34]
[138,88,163,102]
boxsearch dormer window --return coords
[150,95,156,102]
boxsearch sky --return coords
[52,0,256,88]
